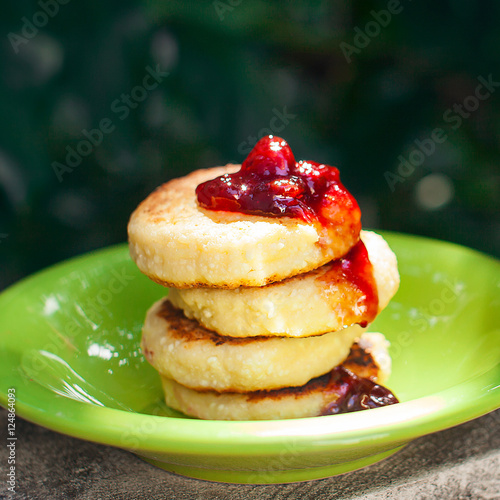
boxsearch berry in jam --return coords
[320,366,399,415]
[319,341,399,415]
[196,136,361,229]
[247,341,399,414]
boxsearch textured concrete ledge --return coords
[0,408,498,499]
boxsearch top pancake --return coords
[128,165,360,288]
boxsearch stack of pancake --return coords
[128,165,400,420]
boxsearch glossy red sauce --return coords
[321,240,379,326]
[320,366,399,415]
[194,136,394,413]
[196,136,361,229]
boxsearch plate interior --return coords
[0,233,499,455]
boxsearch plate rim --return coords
[1,366,498,456]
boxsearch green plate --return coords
[0,232,499,484]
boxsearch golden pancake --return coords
[128,166,360,289]
[160,332,394,420]
[168,231,399,337]
[142,300,367,392]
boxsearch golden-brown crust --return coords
[159,332,394,420]
[245,341,379,402]
[157,300,274,346]
[147,272,292,290]
[128,165,361,288]
[141,297,366,392]
[341,343,380,381]
[131,166,237,223]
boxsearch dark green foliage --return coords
[0,0,499,288]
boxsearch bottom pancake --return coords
[161,332,398,420]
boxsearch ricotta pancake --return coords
[160,332,395,421]
[167,231,399,337]
[142,300,366,392]
[128,165,360,289]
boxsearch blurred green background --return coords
[0,0,499,290]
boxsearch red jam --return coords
[320,240,379,327]
[196,136,361,229]
[320,366,399,415]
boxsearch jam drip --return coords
[321,240,379,326]
[321,366,399,415]
[196,136,361,229]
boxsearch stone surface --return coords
[0,409,499,499]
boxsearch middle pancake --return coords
[168,230,399,338]
[142,300,367,392]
